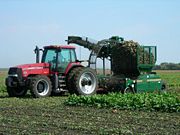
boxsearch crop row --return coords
[65,93,180,112]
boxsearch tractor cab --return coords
[35,45,77,74]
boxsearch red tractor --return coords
[6,45,98,98]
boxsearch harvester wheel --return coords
[161,83,166,93]
[30,75,52,98]
[7,87,27,97]
[70,67,98,95]
[124,86,135,94]
[161,83,166,90]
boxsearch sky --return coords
[0,0,180,68]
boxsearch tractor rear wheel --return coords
[67,67,82,94]
[30,75,52,98]
[69,67,98,95]
[7,86,27,97]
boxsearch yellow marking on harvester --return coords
[136,80,143,83]
[147,79,161,82]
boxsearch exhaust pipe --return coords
[34,46,40,63]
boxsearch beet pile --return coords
[111,40,155,77]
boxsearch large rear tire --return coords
[68,67,98,95]
[67,67,82,94]
[7,86,27,97]
[30,75,52,98]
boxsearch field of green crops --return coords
[0,70,180,134]
[156,70,180,93]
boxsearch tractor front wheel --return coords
[7,86,27,97]
[30,75,52,98]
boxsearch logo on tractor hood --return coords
[17,63,49,69]
[22,66,44,71]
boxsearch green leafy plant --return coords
[65,93,180,112]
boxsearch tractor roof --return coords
[44,45,75,49]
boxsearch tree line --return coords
[153,63,180,70]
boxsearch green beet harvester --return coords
[67,36,166,94]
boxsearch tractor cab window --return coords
[42,49,57,70]
[59,49,70,63]
[70,49,76,62]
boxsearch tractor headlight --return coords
[8,74,18,77]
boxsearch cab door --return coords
[57,49,76,73]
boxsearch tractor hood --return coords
[14,63,50,77]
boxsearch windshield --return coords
[42,49,57,70]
